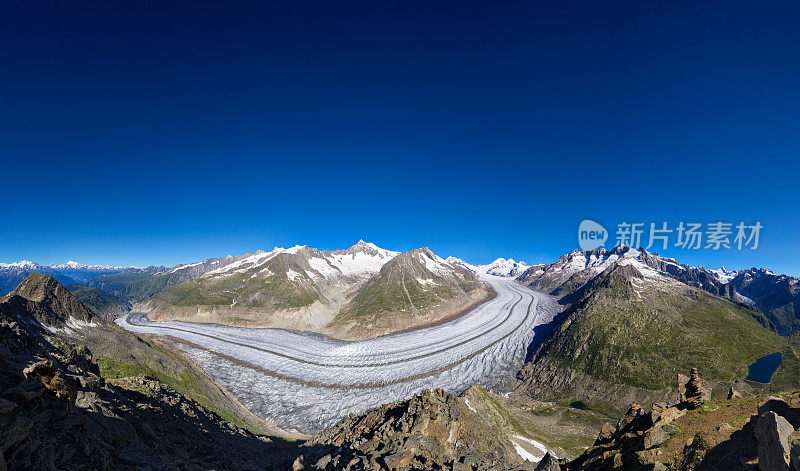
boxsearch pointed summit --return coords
[4,273,94,328]
[342,240,398,258]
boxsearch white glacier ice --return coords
[117,274,556,433]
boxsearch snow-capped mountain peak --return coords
[203,242,400,280]
[50,261,125,271]
[708,266,739,284]
[442,256,530,277]
[478,258,530,277]
[0,260,41,269]
[445,256,477,271]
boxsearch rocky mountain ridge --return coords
[331,247,488,339]
[516,246,731,299]
[131,242,489,340]
[727,268,800,336]
[2,273,95,329]
[516,245,800,336]
[515,256,788,417]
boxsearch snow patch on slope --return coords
[510,435,550,463]
[709,267,739,284]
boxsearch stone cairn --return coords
[683,367,708,409]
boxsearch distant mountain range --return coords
[2,244,799,338]
[3,245,799,469]
[447,256,530,277]
[514,246,800,336]
[0,260,127,298]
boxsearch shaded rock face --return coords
[535,453,561,471]
[301,389,524,471]
[755,411,793,471]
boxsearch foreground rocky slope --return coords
[0,275,299,470]
[6,274,285,436]
[300,388,533,470]
[546,369,800,470]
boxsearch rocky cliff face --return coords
[728,268,800,336]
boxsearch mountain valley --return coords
[2,243,799,470]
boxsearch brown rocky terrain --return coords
[3,272,95,327]
[298,388,532,471]
[533,369,800,471]
[0,274,302,470]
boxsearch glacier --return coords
[117,274,557,433]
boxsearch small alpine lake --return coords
[745,352,782,383]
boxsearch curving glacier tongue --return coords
[118,275,557,433]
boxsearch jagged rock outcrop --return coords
[563,369,716,470]
[755,411,793,470]
[535,453,562,471]
[546,369,800,471]
[299,388,531,471]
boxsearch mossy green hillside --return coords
[539,264,786,390]
[66,283,130,315]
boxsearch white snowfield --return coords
[117,274,557,433]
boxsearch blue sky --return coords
[1,1,799,274]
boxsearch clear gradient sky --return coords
[2,1,799,274]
